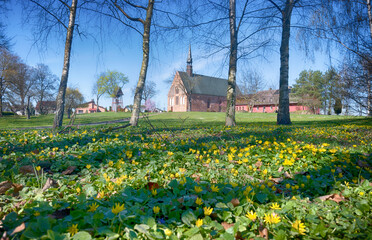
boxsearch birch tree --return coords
[225,0,238,126]
[267,0,300,125]
[100,0,155,126]
[22,0,79,128]
[53,0,78,128]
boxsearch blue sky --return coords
[3,1,333,110]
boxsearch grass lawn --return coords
[0,112,132,129]
[0,113,371,239]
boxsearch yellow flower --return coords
[292,220,306,235]
[264,212,281,224]
[35,166,41,171]
[88,202,99,212]
[180,178,186,185]
[230,181,238,188]
[76,187,81,194]
[286,184,291,189]
[164,229,172,236]
[67,224,78,236]
[151,189,157,196]
[244,186,253,195]
[96,191,105,199]
[246,210,257,221]
[153,206,160,214]
[167,151,173,156]
[195,218,203,227]
[211,185,220,192]
[359,191,365,196]
[107,183,114,191]
[112,203,125,215]
[108,161,114,167]
[86,164,91,169]
[195,197,203,205]
[270,203,281,210]
[194,186,203,193]
[203,206,213,216]
[34,211,40,216]
[262,169,268,175]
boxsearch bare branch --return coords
[57,0,71,10]
[268,0,282,13]
[111,0,145,24]
[29,0,68,30]
[124,0,146,10]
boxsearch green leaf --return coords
[73,231,92,240]
[189,233,204,240]
[216,202,228,209]
[314,221,327,238]
[274,230,287,240]
[220,232,235,240]
[37,216,51,233]
[183,227,199,237]
[141,216,156,228]
[134,224,150,235]
[181,210,196,226]
[255,193,268,203]
[42,230,65,240]
[97,227,120,240]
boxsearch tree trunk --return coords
[130,0,154,126]
[188,95,192,111]
[368,74,372,116]
[96,96,99,112]
[0,78,3,117]
[367,0,372,40]
[277,0,293,125]
[53,0,78,129]
[225,0,237,127]
[26,96,31,119]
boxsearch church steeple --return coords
[186,45,193,76]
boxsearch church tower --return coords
[186,45,193,76]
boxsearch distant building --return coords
[35,101,56,115]
[112,88,124,112]
[167,46,227,112]
[235,88,319,114]
[75,99,106,114]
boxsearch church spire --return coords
[186,45,193,76]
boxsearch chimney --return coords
[186,45,193,76]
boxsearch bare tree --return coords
[107,0,155,126]
[141,80,157,102]
[22,0,79,128]
[226,0,238,126]
[238,69,265,112]
[7,61,35,115]
[312,0,371,116]
[53,0,78,128]
[32,64,58,115]
[0,48,17,116]
[267,0,301,125]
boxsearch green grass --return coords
[0,112,132,129]
[1,111,370,130]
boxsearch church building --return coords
[167,46,228,112]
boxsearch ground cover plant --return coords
[0,113,371,239]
